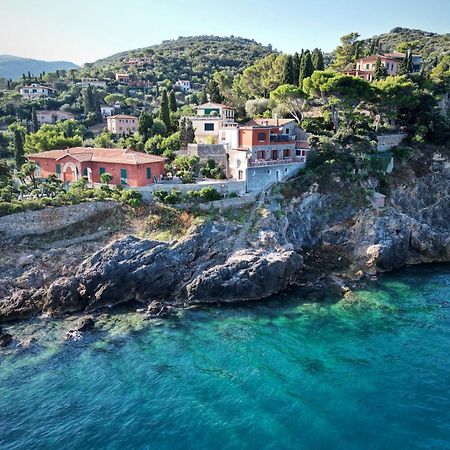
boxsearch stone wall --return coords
[137,180,246,200]
[246,162,305,192]
[185,144,228,166]
[178,194,256,211]
[377,133,407,152]
[0,201,119,240]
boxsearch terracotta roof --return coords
[28,147,166,165]
[244,118,296,127]
[107,114,138,119]
[196,102,235,110]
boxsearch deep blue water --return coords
[1,265,450,450]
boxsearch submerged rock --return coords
[0,327,13,347]
[65,316,96,341]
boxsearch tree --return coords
[332,32,362,70]
[104,93,125,105]
[270,85,307,123]
[100,172,113,185]
[373,57,387,81]
[159,89,171,132]
[180,118,195,148]
[299,50,314,86]
[303,71,373,130]
[199,89,208,104]
[281,55,294,85]
[311,49,324,71]
[245,98,270,117]
[94,131,115,148]
[232,53,286,99]
[83,86,101,122]
[152,118,168,137]
[293,52,301,86]
[31,106,39,132]
[206,79,223,103]
[138,111,154,141]
[9,123,26,169]
[398,50,413,75]
[169,90,177,112]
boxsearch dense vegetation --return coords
[90,35,274,84]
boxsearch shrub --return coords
[197,187,222,202]
[120,190,143,207]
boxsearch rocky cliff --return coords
[1,150,449,322]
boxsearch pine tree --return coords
[311,49,324,71]
[169,90,177,112]
[373,57,386,80]
[32,106,39,132]
[159,89,171,132]
[281,55,294,85]
[293,52,300,86]
[299,50,314,86]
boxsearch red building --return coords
[28,147,166,187]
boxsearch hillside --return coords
[90,35,274,83]
[363,27,450,65]
[0,55,79,80]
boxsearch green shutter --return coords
[120,168,127,185]
[99,167,106,176]
[83,168,88,177]
[146,167,152,179]
[55,164,61,174]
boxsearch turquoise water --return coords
[1,265,450,450]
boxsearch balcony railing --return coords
[269,134,296,143]
[248,156,306,167]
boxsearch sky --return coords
[1,0,449,65]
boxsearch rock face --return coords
[0,327,13,347]
[0,150,449,322]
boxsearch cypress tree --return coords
[159,89,171,132]
[138,111,153,141]
[281,55,294,85]
[299,50,314,86]
[169,90,177,112]
[398,50,413,75]
[200,89,208,104]
[311,49,324,71]
[293,52,300,86]
[206,79,222,103]
[13,127,25,169]
[32,106,39,132]
[373,57,386,80]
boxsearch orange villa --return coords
[28,147,166,187]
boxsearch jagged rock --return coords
[0,327,13,347]
[65,316,95,341]
[145,301,174,318]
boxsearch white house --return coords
[20,84,57,99]
[81,78,107,89]
[175,80,191,92]
[36,110,75,125]
[100,105,115,117]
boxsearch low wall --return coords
[0,201,119,240]
[137,180,246,200]
[189,194,256,211]
[377,133,407,152]
[246,162,305,192]
[185,144,228,165]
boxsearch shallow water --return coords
[1,265,450,450]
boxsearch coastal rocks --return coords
[145,301,175,318]
[0,327,13,347]
[65,316,96,341]
[186,248,303,303]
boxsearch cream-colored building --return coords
[36,110,75,125]
[107,114,138,135]
[187,102,237,144]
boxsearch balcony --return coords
[248,156,306,167]
[269,134,295,143]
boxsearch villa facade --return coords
[20,84,57,99]
[107,114,138,135]
[28,147,166,187]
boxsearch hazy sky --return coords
[1,0,449,65]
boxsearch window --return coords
[238,170,243,180]
[35,162,41,177]
[146,167,152,179]
[56,164,61,175]
[99,167,106,176]
[257,150,264,160]
[120,168,128,185]
[366,64,370,70]
[83,168,88,177]
[204,123,214,131]
[258,132,266,141]
[283,149,290,158]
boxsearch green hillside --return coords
[87,35,274,83]
[0,55,79,80]
[363,27,450,65]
